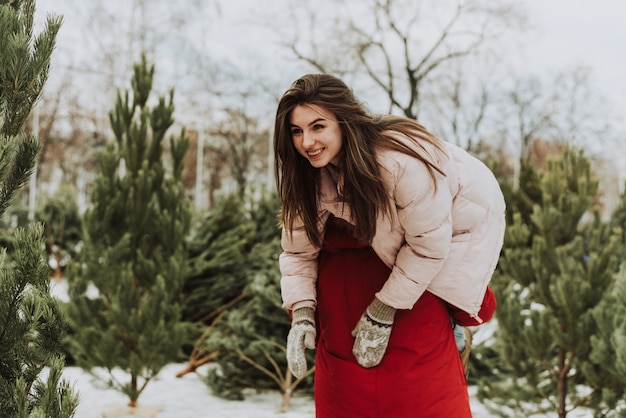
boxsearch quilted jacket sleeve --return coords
[279,214,327,310]
[376,149,455,309]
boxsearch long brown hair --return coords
[274,74,446,247]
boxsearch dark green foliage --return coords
[0,0,61,138]
[505,160,543,227]
[183,194,254,324]
[0,1,78,416]
[35,186,82,279]
[580,193,626,416]
[0,220,13,254]
[478,149,625,417]
[65,55,191,407]
[203,237,285,398]
[466,341,502,387]
[0,225,78,417]
[248,193,282,243]
[609,182,626,254]
[584,263,626,416]
[198,194,314,409]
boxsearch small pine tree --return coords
[581,190,626,416]
[175,195,255,378]
[0,1,79,416]
[66,55,191,408]
[584,263,626,416]
[182,194,253,324]
[479,148,623,417]
[204,194,314,411]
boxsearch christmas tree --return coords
[203,194,314,411]
[585,263,626,416]
[0,0,78,416]
[176,194,255,379]
[582,189,626,415]
[65,54,191,408]
[182,194,253,324]
[478,148,624,417]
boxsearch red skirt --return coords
[313,226,473,418]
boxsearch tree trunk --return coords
[557,347,567,418]
[175,351,219,378]
[129,374,138,408]
[280,370,293,413]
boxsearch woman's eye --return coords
[313,124,324,130]
[291,128,302,135]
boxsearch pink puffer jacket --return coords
[280,140,506,321]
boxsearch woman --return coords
[274,74,505,417]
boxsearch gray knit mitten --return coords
[351,297,396,368]
[286,307,316,378]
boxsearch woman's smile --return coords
[307,148,324,158]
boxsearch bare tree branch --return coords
[277,0,524,124]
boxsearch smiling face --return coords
[289,104,343,168]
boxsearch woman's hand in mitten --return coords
[351,297,396,368]
[286,307,316,378]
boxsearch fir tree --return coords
[581,190,626,416]
[176,194,255,379]
[203,194,314,411]
[182,194,253,324]
[65,55,191,408]
[478,148,623,417]
[585,263,626,416]
[0,1,79,416]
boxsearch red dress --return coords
[313,224,495,418]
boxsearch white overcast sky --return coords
[30,0,626,200]
[519,0,626,114]
[34,0,626,138]
[214,0,626,112]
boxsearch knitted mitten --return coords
[351,297,396,368]
[286,307,316,378]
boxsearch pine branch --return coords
[236,348,283,389]
[176,310,226,378]
[196,290,248,324]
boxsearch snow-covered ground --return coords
[62,363,498,418]
[62,362,598,417]
[51,281,593,418]
[50,280,492,417]
[62,363,314,418]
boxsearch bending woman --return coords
[274,73,505,418]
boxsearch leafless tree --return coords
[277,0,526,123]
[546,67,612,150]
[204,106,270,202]
[507,76,553,159]
[272,0,621,185]
[428,57,496,151]
[34,0,222,207]
[499,67,616,186]
[21,71,104,210]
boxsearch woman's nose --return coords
[302,132,315,148]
